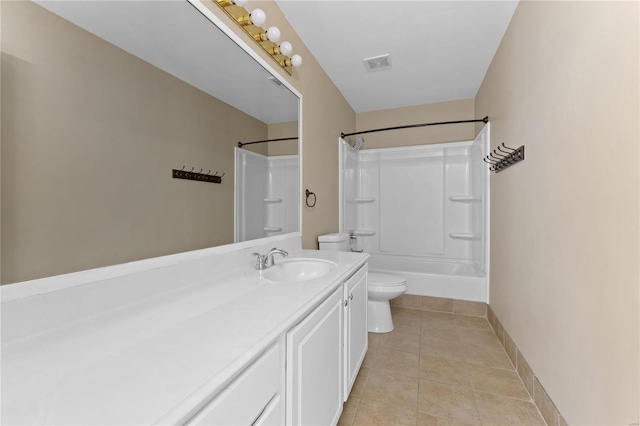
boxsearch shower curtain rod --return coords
[340,116,489,139]
[237,137,298,148]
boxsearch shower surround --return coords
[235,148,299,242]
[340,126,489,302]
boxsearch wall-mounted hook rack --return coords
[172,166,223,184]
[485,143,524,173]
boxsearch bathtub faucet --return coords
[348,231,363,252]
[252,248,288,270]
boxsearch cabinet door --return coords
[344,265,368,399]
[287,287,344,426]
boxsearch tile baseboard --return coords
[487,305,568,426]
[390,294,487,317]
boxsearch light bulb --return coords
[279,41,292,57]
[232,0,248,6]
[249,8,266,26]
[291,54,302,68]
[266,26,281,43]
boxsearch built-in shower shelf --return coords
[448,196,480,202]
[264,198,283,203]
[264,226,283,232]
[449,233,481,240]
[354,197,376,203]
[345,197,376,204]
[353,230,376,236]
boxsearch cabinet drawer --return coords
[253,394,282,426]
[187,343,281,425]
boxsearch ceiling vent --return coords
[363,54,391,72]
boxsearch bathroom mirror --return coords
[0,0,300,284]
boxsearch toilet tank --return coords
[318,233,350,251]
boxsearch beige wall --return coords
[355,99,476,149]
[475,1,639,423]
[1,1,268,283]
[201,2,356,250]
[267,121,298,156]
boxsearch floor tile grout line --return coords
[392,305,488,319]
[392,308,490,324]
[348,396,361,426]
[422,354,529,400]
[461,340,516,370]
[449,326,503,346]
[417,341,516,372]
[418,378,481,425]
[463,364,531,395]
[473,388,535,404]
[414,370,419,425]
[357,396,420,425]
[473,388,549,426]
[469,378,486,426]
[377,345,420,356]
[367,365,420,382]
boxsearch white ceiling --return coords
[35,0,299,124]
[275,0,519,113]
[35,1,517,120]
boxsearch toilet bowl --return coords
[318,233,407,333]
[367,271,408,333]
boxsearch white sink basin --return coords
[263,259,336,282]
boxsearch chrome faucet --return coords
[252,248,288,270]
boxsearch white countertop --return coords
[1,249,368,425]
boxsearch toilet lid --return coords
[368,271,407,286]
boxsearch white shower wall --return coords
[470,128,489,275]
[340,127,489,301]
[355,142,479,262]
[235,148,299,242]
[340,140,359,235]
[266,155,299,236]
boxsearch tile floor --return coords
[338,307,547,426]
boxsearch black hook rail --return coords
[237,137,298,148]
[483,143,525,173]
[172,166,224,184]
[341,116,488,139]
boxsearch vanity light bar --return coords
[213,0,302,75]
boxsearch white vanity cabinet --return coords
[184,263,368,426]
[343,264,368,399]
[286,286,344,426]
[285,264,368,425]
[1,236,370,426]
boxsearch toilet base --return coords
[367,299,395,333]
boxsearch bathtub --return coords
[368,254,487,302]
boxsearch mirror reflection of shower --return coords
[235,148,300,242]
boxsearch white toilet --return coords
[318,233,408,333]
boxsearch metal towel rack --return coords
[483,143,525,173]
[172,166,224,184]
